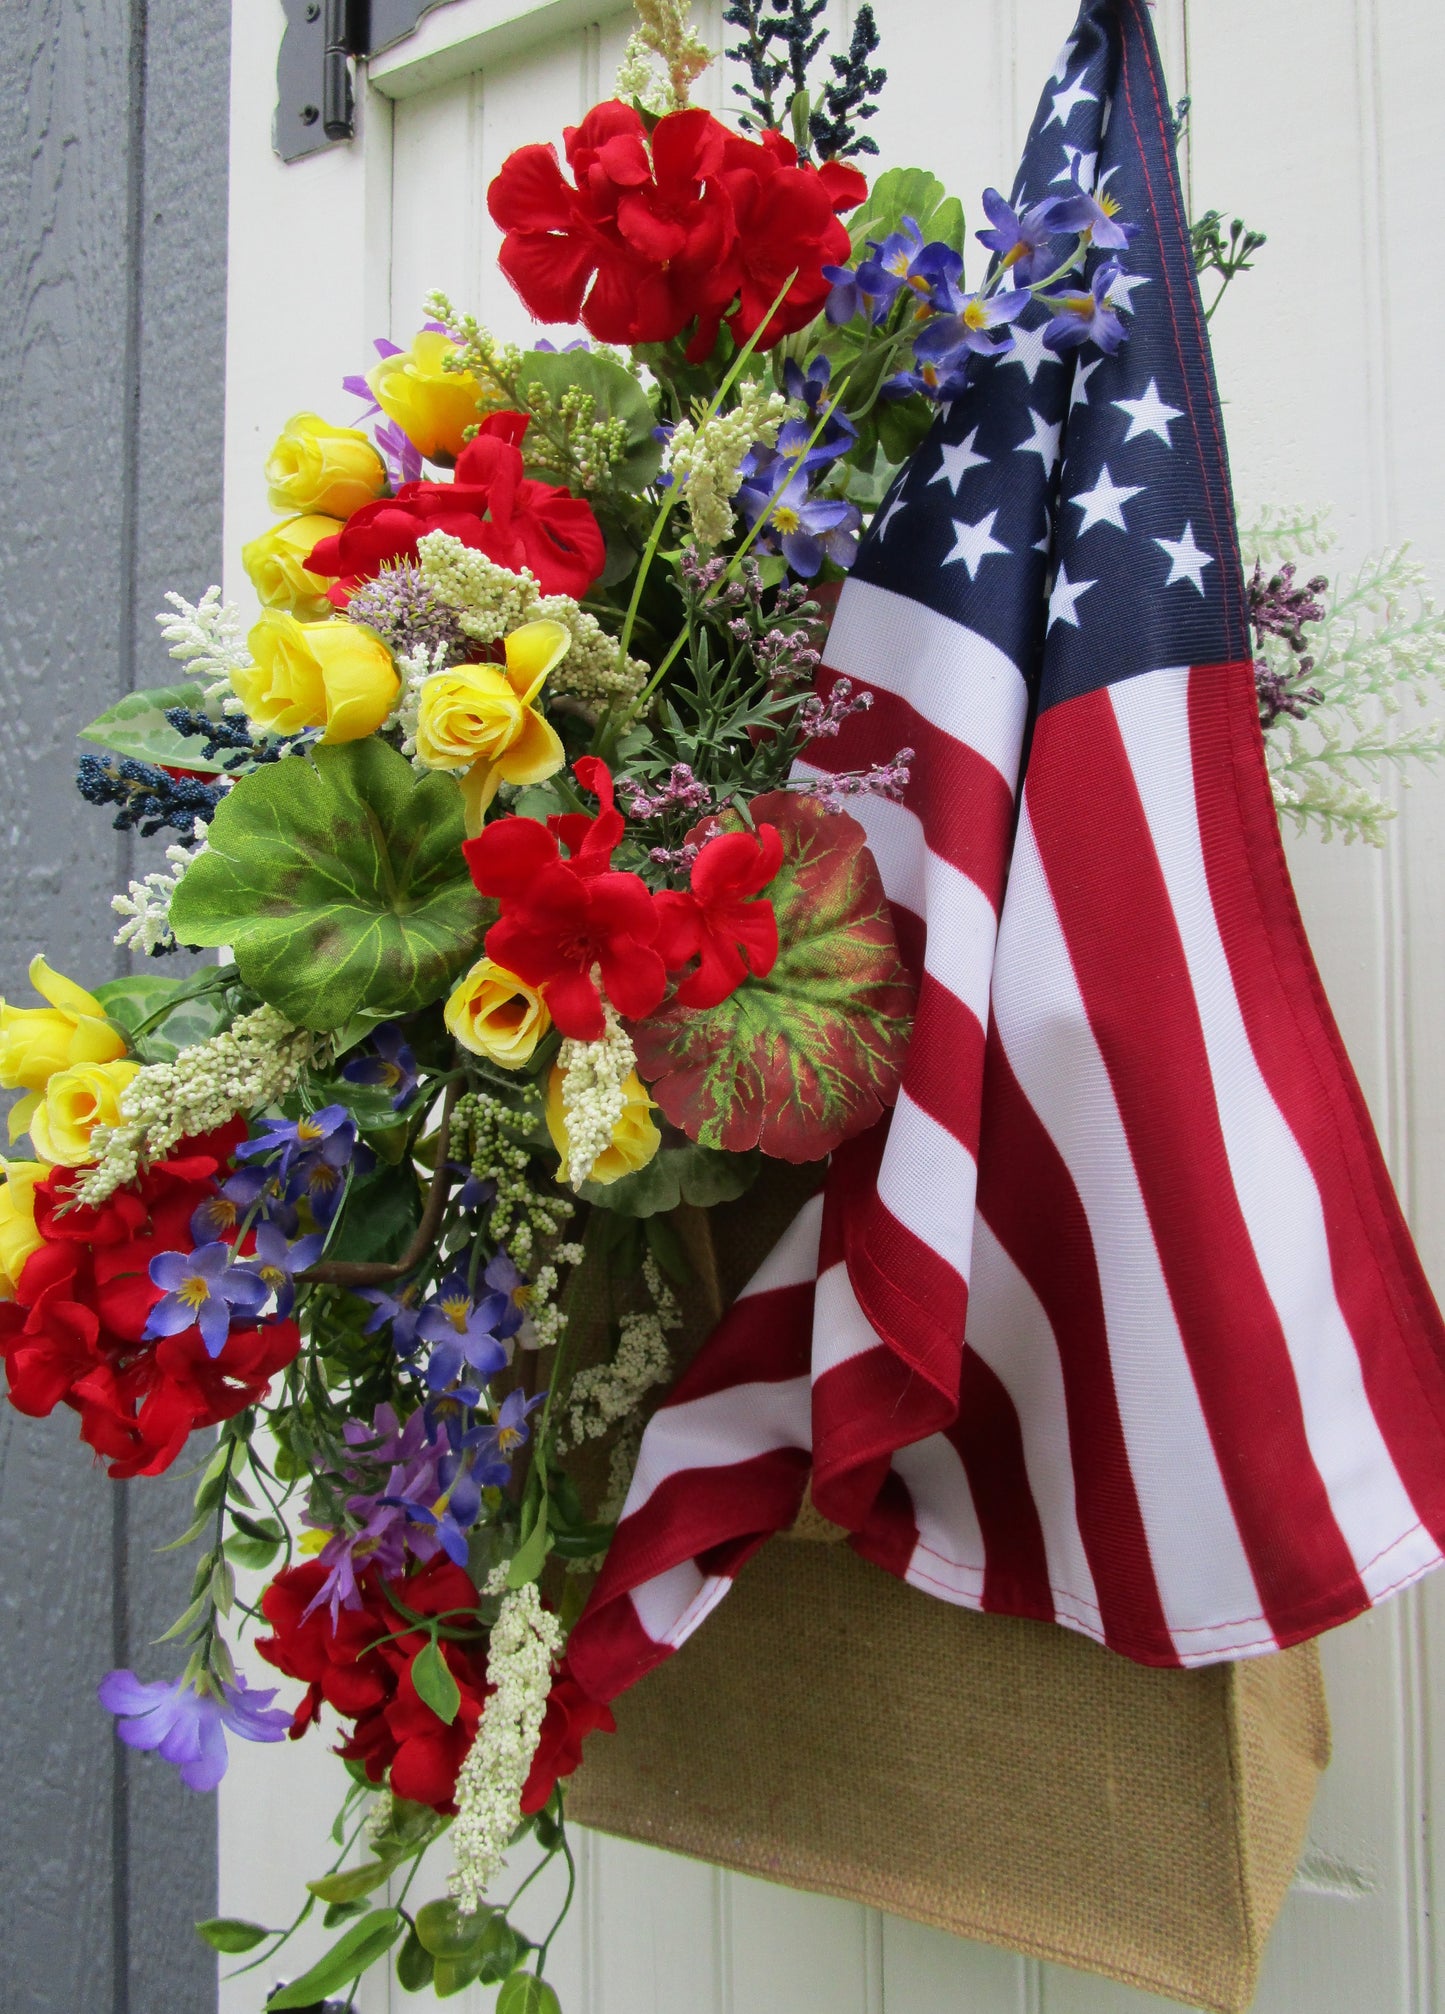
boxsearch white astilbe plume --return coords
[1243,509,1445,846]
[157,588,252,714]
[76,1004,316,1205]
[666,384,790,550]
[111,821,210,957]
[391,639,452,771]
[556,1002,636,1189]
[615,0,714,111]
[558,1253,683,1451]
[449,1575,562,1915]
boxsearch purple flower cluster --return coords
[341,1023,421,1111]
[622,764,716,824]
[1249,561,1330,729]
[736,358,862,578]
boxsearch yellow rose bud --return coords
[416,619,569,829]
[367,330,484,462]
[0,1159,46,1299]
[0,954,127,1144]
[235,612,399,743]
[546,1064,661,1187]
[28,1059,140,1168]
[264,411,386,519]
[241,514,345,621]
[445,959,551,1070]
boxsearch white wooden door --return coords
[219,3,1445,2009]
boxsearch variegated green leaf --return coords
[631,794,915,1160]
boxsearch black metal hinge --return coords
[275,0,458,162]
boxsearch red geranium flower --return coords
[258,1559,611,1814]
[0,1123,300,1478]
[487,101,866,361]
[654,820,783,1009]
[305,411,605,602]
[464,757,672,1040]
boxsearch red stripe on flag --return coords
[850,1467,923,1580]
[977,1036,1177,1662]
[1026,686,1368,1633]
[833,1126,971,1387]
[566,1584,676,1701]
[654,1282,816,1409]
[949,1353,1054,1622]
[902,975,988,1157]
[809,674,1017,905]
[811,1345,949,1528]
[1189,660,1445,1546]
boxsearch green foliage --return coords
[1191,209,1267,321]
[411,1640,462,1725]
[498,1973,563,2014]
[306,1859,398,1905]
[1244,509,1445,846]
[92,970,233,1064]
[846,165,964,259]
[79,682,229,773]
[516,348,664,494]
[396,1926,436,1991]
[265,1908,403,2007]
[322,1161,425,1266]
[195,1917,272,1953]
[170,741,490,1030]
[415,1897,496,1959]
[579,1140,759,1215]
[633,793,915,1159]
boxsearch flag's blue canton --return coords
[849,0,1248,716]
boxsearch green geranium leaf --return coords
[848,166,965,257]
[396,1926,436,1991]
[516,348,662,493]
[578,1141,760,1216]
[195,1917,272,1954]
[169,741,490,1031]
[411,1640,462,1726]
[78,681,229,773]
[632,794,916,1161]
[265,1908,402,2007]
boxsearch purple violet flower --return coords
[249,1222,326,1320]
[736,462,862,578]
[913,282,1033,366]
[976,187,1074,285]
[98,1670,290,1791]
[1047,180,1138,253]
[855,217,963,316]
[143,1242,270,1357]
[342,1024,421,1111]
[373,418,423,487]
[359,1282,425,1356]
[237,1105,357,1180]
[1041,261,1129,354]
[340,336,403,417]
[463,1387,546,1489]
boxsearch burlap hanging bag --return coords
[562,1171,1330,2013]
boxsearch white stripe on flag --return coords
[1110,669,1443,1597]
[874,1090,979,1283]
[735,1192,824,1301]
[812,1260,882,1380]
[824,575,1029,786]
[622,1376,812,1518]
[894,1434,987,1607]
[966,1217,1102,1631]
[991,807,1275,1656]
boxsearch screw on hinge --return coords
[300,103,320,124]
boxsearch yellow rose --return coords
[28,1058,140,1168]
[445,960,551,1069]
[234,612,399,743]
[265,412,386,519]
[368,330,484,462]
[546,1064,661,1187]
[416,619,568,829]
[241,514,345,621]
[0,1159,46,1298]
[0,955,127,1143]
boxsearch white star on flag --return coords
[1154,521,1214,593]
[1105,270,1151,314]
[874,488,909,540]
[1015,409,1062,474]
[1051,35,1077,82]
[944,509,1011,580]
[1047,560,1096,629]
[929,428,989,495]
[1000,322,1064,384]
[1046,73,1097,129]
[1070,357,1102,411]
[1068,463,1143,533]
[1113,378,1183,446]
[1053,145,1099,190]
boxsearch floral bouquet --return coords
[2,2,1442,2007]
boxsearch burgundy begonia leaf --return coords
[630,792,915,1161]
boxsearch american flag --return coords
[568,0,1445,1698]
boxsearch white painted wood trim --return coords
[367,0,630,100]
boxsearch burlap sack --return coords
[564,1172,1330,2012]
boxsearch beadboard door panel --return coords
[220,2,1445,2009]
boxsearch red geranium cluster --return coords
[463,758,781,1038]
[488,102,867,359]
[306,411,606,603]
[0,1123,300,1479]
[257,1557,614,1813]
